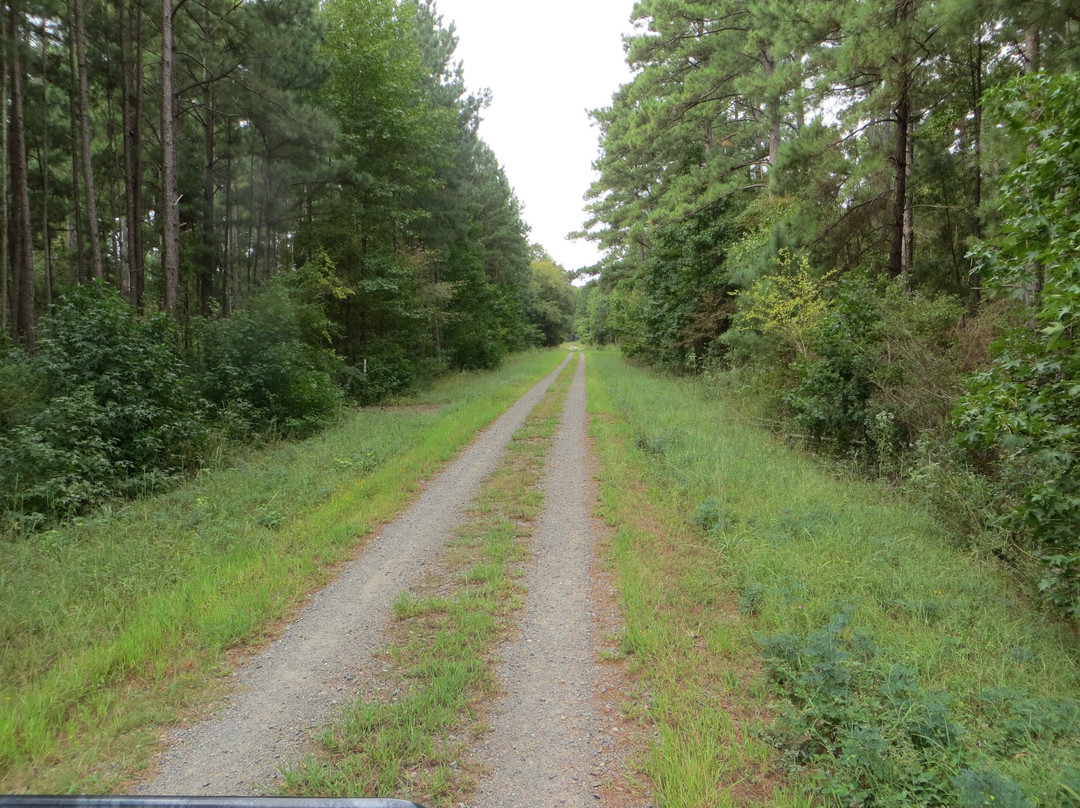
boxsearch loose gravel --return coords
[139,354,572,796]
[470,353,621,808]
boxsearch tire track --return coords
[471,352,614,807]
[139,353,574,796]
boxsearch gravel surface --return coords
[138,354,572,796]
[470,353,617,808]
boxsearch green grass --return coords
[280,352,578,807]
[586,348,1080,807]
[0,348,567,793]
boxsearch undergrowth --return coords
[587,348,1080,807]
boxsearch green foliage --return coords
[575,281,614,346]
[611,202,739,369]
[198,277,345,437]
[526,255,577,347]
[590,349,1080,807]
[735,250,836,362]
[955,72,1080,615]
[955,768,1035,808]
[731,268,967,461]
[691,496,731,536]
[760,612,1062,807]
[0,282,205,524]
[782,275,882,449]
[342,341,421,406]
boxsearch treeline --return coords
[0,0,577,527]
[580,1,1080,615]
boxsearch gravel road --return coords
[470,352,619,808]
[139,353,573,796]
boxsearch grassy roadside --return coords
[0,348,566,794]
[280,352,578,807]
[586,348,1080,807]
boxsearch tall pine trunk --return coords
[121,0,144,307]
[67,28,84,283]
[39,27,52,307]
[7,3,34,349]
[200,69,215,316]
[71,0,103,280]
[223,120,234,314]
[161,0,179,319]
[888,0,914,279]
[1,23,9,336]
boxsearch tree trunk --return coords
[37,24,52,307]
[972,38,983,238]
[888,0,914,279]
[72,0,103,280]
[161,0,179,319]
[67,27,85,283]
[764,58,781,191]
[970,37,984,301]
[223,120,234,313]
[1,25,9,335]
[200,69,215,316]
[7,4,34,349]
[901,118,915,281]
[121,0,145,308]
[888,93,911,279]
[1024,26,1040,74]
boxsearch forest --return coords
[5,1,1080,802]
[578,0,1080,618]
[0,0,577,526]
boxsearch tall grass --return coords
[587,348,1080,807]
[0,349,566,793]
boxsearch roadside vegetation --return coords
[580,5,1080,625]
[280,353,577,807]
[0,348,565,794]
[1,0,579,533]
[587,349,1080,808]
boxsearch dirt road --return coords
[141,351,627,804]
[470,352,614,807]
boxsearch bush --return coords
[341,342,421,405]
[731,267,968,465]
[0,282,205,523]
[955,72,1080,616]
[758,613,1075,807]
[198,279,345,437]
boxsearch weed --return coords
[692,496,732,536]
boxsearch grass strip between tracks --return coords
[0,348,567,794]
[279,352,579,807]
[585,348,1080,808]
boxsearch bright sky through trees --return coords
[436,0,636,271]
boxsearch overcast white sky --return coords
[434,0,638,271]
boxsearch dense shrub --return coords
[784,275,881,450]
[197,279,345,437]
[0,282,205,523]
[731,263,967,462]
[341,341,422,405]
[954,73,1080,616]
